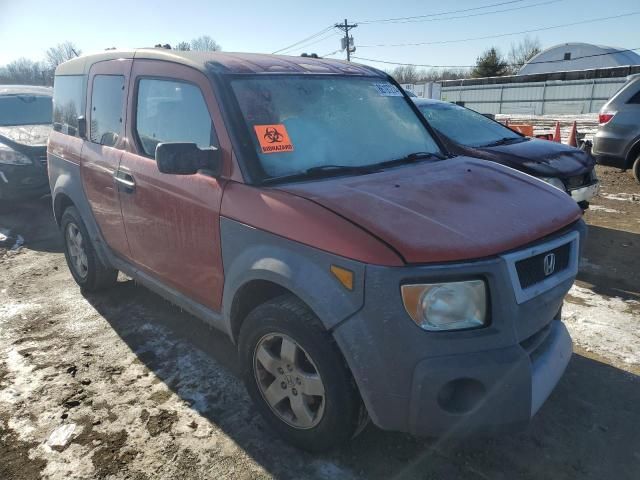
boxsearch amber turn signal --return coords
[330,265,354,291]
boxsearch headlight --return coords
[401,280,487,331]
[0,143,32,165]
[539,177,565,191]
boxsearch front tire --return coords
[239,294,363,452]
[633,154,640,183]
[61,206,117,292]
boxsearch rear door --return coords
[118,60,230,311]
[81,60,132,257]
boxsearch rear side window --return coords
[90,75,125,147]
[628,89,640,104]
[53,75,85,136]
[135,79,215,157]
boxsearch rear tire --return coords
[239,294,363,452]
[61,206,117,292]
[633,155,640,183]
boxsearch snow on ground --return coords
[564,284,640,367]
[599,192,640,203]
[588,204,623,214]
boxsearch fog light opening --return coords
[437,378,486,414]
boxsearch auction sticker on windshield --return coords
[373,83,402,97]
[254,124,294,154]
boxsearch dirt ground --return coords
[1,166,639,480]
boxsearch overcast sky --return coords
[1,0,638,69]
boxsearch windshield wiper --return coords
[306,164,376,175]
[261,153,445,186]
[482,137,525,147]
[261,164,376,185]
[366,151,446,171]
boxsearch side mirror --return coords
[155,142,222,176]
[77,116,87,139]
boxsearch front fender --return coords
[220,217,366,334]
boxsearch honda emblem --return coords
[543,253,556,276]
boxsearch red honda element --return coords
[49,50,585,452]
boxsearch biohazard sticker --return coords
[253,124,294,154]
[373,82,402,97]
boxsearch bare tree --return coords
[175,41,191,51]
[388,65,471,84]
[0,58,49,85]
[390,65,420,84]
[190,36,221,52]
[507,36,542,74]
[45,42,81,69]
[420,68,471,81]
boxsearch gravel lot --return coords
[1,166,639,480]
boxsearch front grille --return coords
[515,242,571,289]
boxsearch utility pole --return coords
[335,19,357,61]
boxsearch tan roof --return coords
[55,49,384,77]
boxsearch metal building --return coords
[436,65,640,115]
[518,43,640,76]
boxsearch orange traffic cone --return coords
[553,121,561,142]
[567,121,578,147]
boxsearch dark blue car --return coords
[414,98,599,209]
[0,85,52,202]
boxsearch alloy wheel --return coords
[66,222,88,279]
[253,333,326,429]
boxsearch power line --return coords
[358,11,640,48]
[359,0,562,25]
[271,25,335,54]
[357,0,528,24]
[269,2,544,57]
[268,1,555,58]
[274,1,558,57]
[321,49,341,58]
[351,46,640,69]
[288,31,341,54]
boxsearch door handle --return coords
[114,170,136,193]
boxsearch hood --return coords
[466,138,595,178]
[0,124,52,148]
[279,157,581,264]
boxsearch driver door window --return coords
[135,79,216,157]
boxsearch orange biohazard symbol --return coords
[254,124,294,154]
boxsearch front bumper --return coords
[408,318,571,436]
[0,162,49,200]
[333,222,584,437]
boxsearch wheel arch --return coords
[49,158,113,268]
[53,192,74,225]
[625,136,640,168]
[220,217,366,344]
[229,279,292,343]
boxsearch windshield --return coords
[231,76,441,181]
[416,102,522,148]
[0,94,52,126]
